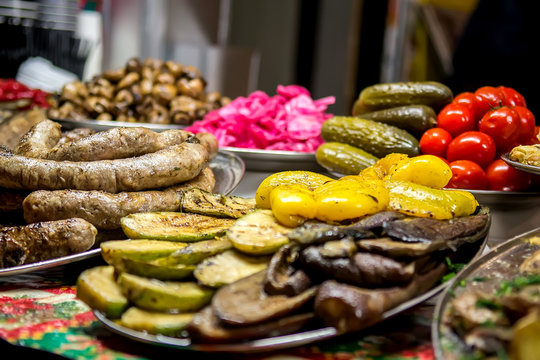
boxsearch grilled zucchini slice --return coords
[76,265,129,319]
[101,239,188,264]
[181,188,256,218]
[119,307,194,336]
[194,249,270,288]
[118,272,213,313]
[112,257,195,280]
[153,236,232,266]
[120,212,235,241]
[226,210,290,255]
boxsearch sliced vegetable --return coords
[385,179,478,219]
[101,239,188,263]
[111,257,195,281]
[119,307,195,336]
[117,272,213,313]
[181,188,256,218]
[255,171,332,209]
[153,237,232,266]
[226,210,291,255]
[120,212,235,241]
[76,265,129,319]
[194,249,270,288]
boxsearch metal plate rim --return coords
[431,227,540,360]
[501,152,540,176]
[92,220,490,353]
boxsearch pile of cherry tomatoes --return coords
[419,86,538,191]
[0,78,50,109]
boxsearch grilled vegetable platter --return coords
[433,227,540,360]
[77,153,492,352]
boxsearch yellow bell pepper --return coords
[255,171,333,209]
[358,153,409,180]
[385,154,452,189]
[385,179,478,219]
[314,178,389,222]
[269,184,317,228]
[269,177,389,226]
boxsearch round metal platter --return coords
[432,227,540,360]
[220,146,324,172]
[93,218,490,354]
[0,151,244,276]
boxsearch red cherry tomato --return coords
[498,86,527,107]
[452,92,476,113]
[478,107,521,151]
[474,86,504,120]
[419,127,452,158]
[446,160,488,190]
[436,103,476,137]
[446,131,496,169]
[485,159,532,191]
[513,106,536,144]
[526,126,540,145]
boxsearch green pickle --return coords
[316,142,379,175]
[320,116,420,158]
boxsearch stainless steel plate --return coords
[52,118,186,132]
[221,146,325,172]
[210,151,245,195]
[467,188,540,210]
[93,217,490,353]
[0,248,101,277]
[501,152,540,175]
[0,152,243,276]
[432,227,540,360]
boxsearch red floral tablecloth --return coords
[0,256,436,360]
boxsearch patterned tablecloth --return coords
[0,255,436,360]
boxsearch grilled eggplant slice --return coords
[264,243,312,296]
[120,212,235,241]
[181,188,256,218]
[76,265,129,319]
[300,246,415,287]
[226,209,290,255]
[118,272,213,313]
[188,306,314,343]
[194,249,270,288]
[119,307,194,336]
[314,263,447,333]
[212,270,317,326]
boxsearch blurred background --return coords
[1,0,538,117]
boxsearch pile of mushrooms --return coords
[47,57,231,125]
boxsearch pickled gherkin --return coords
[353,81,453,114]
[321,116,420,158]
[316,142,379,175]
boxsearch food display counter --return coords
[2,59,540,360]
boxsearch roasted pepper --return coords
[384,154,452,189]
[313,178,389,222]
[385,179,478,219]
[255,171,333,209]
[269,178,389,226]
[269,184,317,227]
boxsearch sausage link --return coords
[22,166,215,230]
[14,119,62,158]
[47,127,192,161]
[0,218,97,268]
[0,142,209,192]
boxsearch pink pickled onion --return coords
[185,85,335,153]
